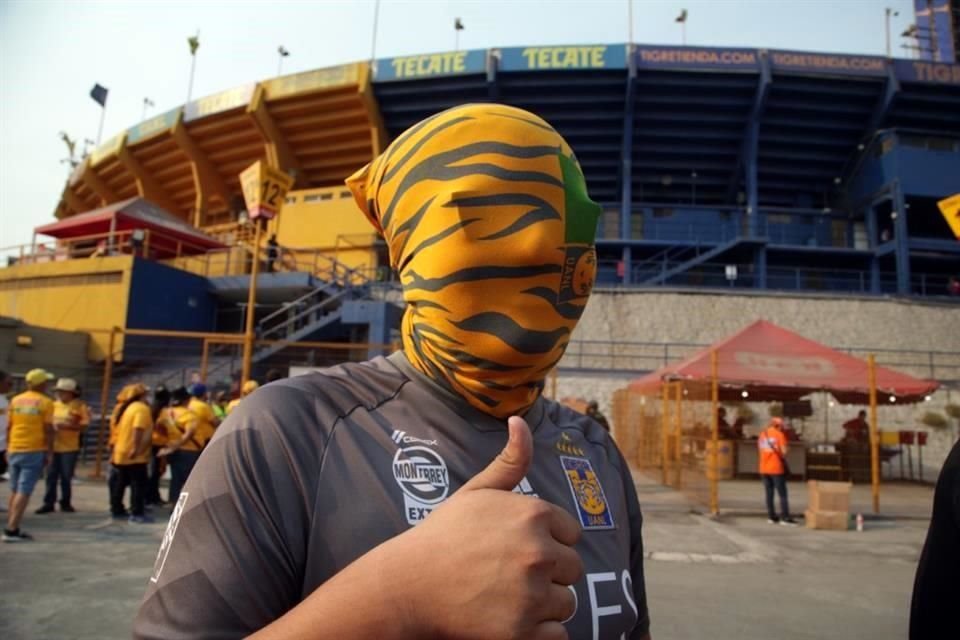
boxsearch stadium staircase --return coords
[252,255,375,363]
[635,237,763,286]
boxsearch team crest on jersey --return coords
[392,444,450,526]
[560,456,614,530]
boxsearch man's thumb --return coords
[461,416,533,493]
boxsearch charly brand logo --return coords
[555,431,585,456]
[391,430,438,447]
[150,492,189,583]
[560,456,614,530]
[393,444,450,525]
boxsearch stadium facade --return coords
[1,42,958,365]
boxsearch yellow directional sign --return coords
[937,193,960,240]
[240,160,294,220]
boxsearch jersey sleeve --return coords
[615,446,650,639]
[133,383,327,639]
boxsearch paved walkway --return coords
[0,465,933,639]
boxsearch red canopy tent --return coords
[34,197,224,259]
[630,320,938,404]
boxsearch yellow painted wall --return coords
[270,186,380,274]
[0,256,133,360]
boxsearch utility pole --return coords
[186,31,200,103]
[277,46,290,76]
[885,7,899,57]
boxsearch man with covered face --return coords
[135,104,651,640]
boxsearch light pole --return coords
[627,0,633,43]
[141,97,155,121]
[454,18,464,52]
[186,31,200,103]
[885,7,899,57]
[371,0,381,61]
[675,9,688,45]
[277,46,290,76]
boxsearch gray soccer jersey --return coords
[135,353,650,640]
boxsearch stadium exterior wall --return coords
[575,289,960,354]
[559,289,960,475]
[0,255,134,360]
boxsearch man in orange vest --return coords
[758,417,797,525]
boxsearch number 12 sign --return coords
[240,160,295,221]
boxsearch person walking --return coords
[110,384,154,523]
[3,369,55,542]
[157,387,200,506]
[37,378,89,513]
[225,380,258,416]
[187,383,219,448]
[146,385,172,507]
[759,417,797,525]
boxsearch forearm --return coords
[249,544,415,640]
[132,429,149,457]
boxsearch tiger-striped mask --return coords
[347,104,600,418]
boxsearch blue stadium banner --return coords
[499,45,627,71]
[184,84,256,122]
[634,46,759,71]
[127,107,182,145]
[894,59,960,85]
[376,50,486,82]
[768,50,887,77]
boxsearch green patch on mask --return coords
[559,153,601,245]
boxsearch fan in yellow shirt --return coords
[226,380,259,416]
[36,378,90,514]
[109,384,154,523]
[187,383,219,446]
[157,386,201,505]
[4,368,55,542]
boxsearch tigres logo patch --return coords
[560,456,614,530]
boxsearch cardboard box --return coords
[807,480,851,513]
[805,509,850,531]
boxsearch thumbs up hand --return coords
[384,416,584,640]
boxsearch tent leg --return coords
[868,355,880,514]
[710,350,719,515]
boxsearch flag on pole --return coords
[675,9,688,23]
[455,18,464,30]
[188,33,200,55]
[90,84,108,107]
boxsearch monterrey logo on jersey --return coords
[560,456,614,530]
[392,445,450,525]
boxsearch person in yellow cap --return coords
[225,380,259,416]
[3,368,54,542]
[36,378,90,514]
[109,383,154,523]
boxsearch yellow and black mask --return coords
[347,104,600,418]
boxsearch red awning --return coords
[34,197,224,257]
[629,320,938,404]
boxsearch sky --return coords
[0,0,919,249]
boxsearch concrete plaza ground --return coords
[0,465,934,640]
